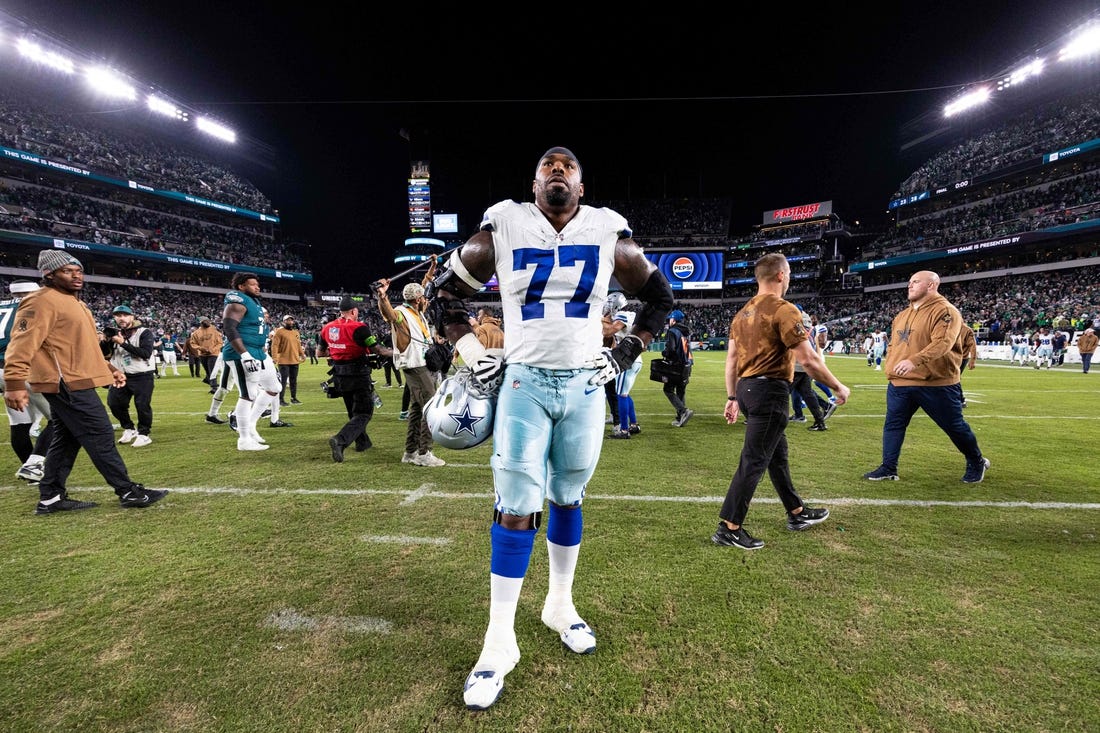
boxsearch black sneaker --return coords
[35,494,98,515]
[119,485,167,508]
[205,414,226,425]
[823,402,838,420]
[291,398,302,404]
[261,409,272,418]
[628,423,641,435]
[228,414,238,432]
[863,465,899,481]
[788,415,807,423]
[807,422,828,431]
[787,506,830,531]
[711,522,764,550]
[269,420,294,428]
[329,437,345,463]
[675,408,694,427]
[961,457,990,483]
[279,401,290,407]
[608,429,631,440]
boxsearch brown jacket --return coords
[270,325,305,365]
[188,324,223,356]
[883,292,963,387]
[474,315,504,349]
[1077,330,1098,354]
[2,285,117,393]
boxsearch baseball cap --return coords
[281,314,293,322]
[338,296,356,310]
[112,305,133,315]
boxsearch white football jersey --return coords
[482,200,629,369]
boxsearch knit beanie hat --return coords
[38,249,82,273]
[402,283,425,302]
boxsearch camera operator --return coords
[320,296,393,463]
[271,314,306,406]
[100,305,157,447]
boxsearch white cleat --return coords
[463,642,520,711]
[541,605,596,654]
[237,437,270,451]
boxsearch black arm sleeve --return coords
[121,328,155,360]
[222,317,241,343]
[631,270,675,336]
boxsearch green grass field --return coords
[2,353,1097,732]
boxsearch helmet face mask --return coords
[425,369,496,450]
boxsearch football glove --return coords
[586,334,645,386]
[454,333,505,393]
[240,354,261,373]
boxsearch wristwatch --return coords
[727,395,737,401]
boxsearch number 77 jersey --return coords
[482,200,629,370]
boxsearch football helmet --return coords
[602,291,627,317]
[425,368,496,450]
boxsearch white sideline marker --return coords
[264,608,393,634]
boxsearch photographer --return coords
[271,314,306,405]
[320,296,393,463]
[100,305,157,447]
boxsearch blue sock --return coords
[489,523,537,578]
[618,395,630,431]
[815,381,833,399]
[546,502,583,547]
[626,396,636,425]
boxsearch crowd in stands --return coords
[894,89,1100,199]
[586,197,732,242]
[0,179,305,272]
[0,81,272,214]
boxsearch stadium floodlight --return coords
[1058,24,1100,61]
[196,116,237,143]
[85,66,136,101]
[943,86,991,117]
[998,58,1044,90]
[17,38,74,73]
[147,94,188,121]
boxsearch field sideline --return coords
[1,352,1097,732]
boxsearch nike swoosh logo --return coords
[584,387,599,395]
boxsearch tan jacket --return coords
[2,286,117,393]
[883,293,964,387]
[474,315,504,349]
[1077,330,1098,354]
[188,324,223,356]
[270,325,305,365]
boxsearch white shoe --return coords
[237,437,270,451]
[463,638,520,710]
[541,603,596,654]
[16,461,44,483]
[401,451,417,464]
[131,435,152,447]
[118,428,138,444]
[874,365,882,371]
[413,451,446,467]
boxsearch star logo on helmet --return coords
[449,404,486,437]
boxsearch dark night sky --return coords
[2,2,1098,289]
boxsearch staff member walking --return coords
[2,250,166,513]
[712,253,849,550]
[321,297,392,462]
[102,304,157,447]
[271,314,306,405]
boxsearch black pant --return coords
[333,384,375,451]
[41,382,138,499]
[383,360,402,386]
[199,355,218,382]
[789,372,824,423]
[663,378,688,415]
[605,380,619,421]
[278,363,300,400]
[719,377,806,526]
[107,371,155,435]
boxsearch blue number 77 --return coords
[513,245,600,321]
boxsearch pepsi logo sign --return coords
[671,257,694,279]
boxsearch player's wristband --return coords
[727,395,737,401]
